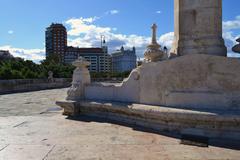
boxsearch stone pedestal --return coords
[66,57,91,101]
[171,0,227,56]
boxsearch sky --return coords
[0,0,240,63]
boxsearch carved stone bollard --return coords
[66,57,91,101]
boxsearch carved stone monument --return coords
[66,57,90,101]
[171,0,227,56]
[144,24,164,62]
[56,0,240,141]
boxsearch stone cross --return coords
[151,23,158,44]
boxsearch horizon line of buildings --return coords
[45,23,137,73]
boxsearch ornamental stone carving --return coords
[144,24,164,62]
[66,57,91,101]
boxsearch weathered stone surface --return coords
[171,0,227,56]
[139,54,240,108]
[85,70,140,103]
[0,88,67,117]
[1,88,240,159]
[56,100,240,140]
[85,54,240,109]
[66,57,91,101]
[56,100,80,116]
[0,145,53,160]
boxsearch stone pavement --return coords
[0,89,239,160]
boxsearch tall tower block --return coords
[171,0,227,56]
[45,23,67,62]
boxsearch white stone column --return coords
[151,24,158,44]
[171,0,227,57]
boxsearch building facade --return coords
[45,23,111,72]
[65,46,111,72]
[45,23,67,62]
[111,46,137,72]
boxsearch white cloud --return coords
[81,17,99,23]
[65,15,240,58]
[107,10,119,15]
[0,45,45,62]
[159,32,174,49]
[156,11,162,14]
[222,15,240,57]
[4,14,239,63]
[65,16,173,58]
[223,15,240,30]
[223,31,237,51]
[8,30,14,34]
[112,27,117,31]
[224,32,240,57]
[65,17,111,37]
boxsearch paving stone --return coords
[0,144,53,160]
[0,88,67,117]
[0,88,239,160]
[46,144,169,160]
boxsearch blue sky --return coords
[0,0,240,62]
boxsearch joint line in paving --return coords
[42,144,56,160]
[0,144,9,152]
[13,121,27,128]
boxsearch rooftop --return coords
[46,23,66,30]
[67,46,105,54]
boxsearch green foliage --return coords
[0,58,131,80]
[0,58,74,80]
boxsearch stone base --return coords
[56,100,240,140]
[85,54,240,110]
[56,100,80,116]
[173,38,227,57]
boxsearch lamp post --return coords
[101,35,105,48]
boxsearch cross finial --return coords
[152,23,157,29]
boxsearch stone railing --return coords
[0,78,72,94]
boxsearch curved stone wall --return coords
[85,54,240,109]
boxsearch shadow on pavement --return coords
[66,114,240,150]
